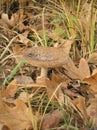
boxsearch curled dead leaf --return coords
[0,80,18,99]
[41,109,63,130]
[88,53,97,64]
[15,75,34,85]
[72,96,88,124]
[58,39,74,55]
[45,72,69,103]
[1,13,19,28]
[63,58,90,80]
[63,57,84,80]
[78,58,90,78]
[84,73,97,93]
[0,99,32,130]
[87,98,97,126]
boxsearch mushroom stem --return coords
[40,67,48,77]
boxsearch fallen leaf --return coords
[0,99,32,130]
[58,39,74,55]
[45,72,69,103]
[1,13,19,28]
[72,96,88,124]
[78,58,90,78]
[63,58,90,80]
[92,69,97,75]
[88,53,97,64]
[0,80,18,98]
[0,123,9,130]
[17,31,30,45]
[18,92,29,102]
[84,73,97,93]
[0,123,4,130]
[63,57,84,80]
[15,75,34,85]
[87,98,97,126]
[12,44,24,54]
[41,109,63,130]
[63,89,79,98]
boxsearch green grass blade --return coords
[6,60,26,83]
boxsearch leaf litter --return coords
[0,1,97,130]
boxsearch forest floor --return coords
[0,0,97,130]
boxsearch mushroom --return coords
[17,46,68,78]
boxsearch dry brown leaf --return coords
[36,76,47,84]
[78,58,90,78]
[0,80,18,98]
[45,72,69,102]
[87,98,97,126]
[58,39,74,55]
[79,128,88,130]
[0,99,32,130]
[63,89,79,98]
[41,109,63,130]
[12,44,24,54]
[84,73,97,93]
[17,31,30,45]
[1,13,15,27]
[63,58,90,80]
[0,123,4,130]
[15,75,34,85]
[88,53,97,64]
[1,13,19,28]
[18,92,29,102]
[92,69,97,75]
[63,58,84,80]
[72,96,88,124]
[0,125,9,130]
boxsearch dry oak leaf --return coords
[41,109,63,130]
[72,96,88,124]
[63,57,84,80]
[17,31,31,45]
[15,75,34,85]
[0,99,32,130]
[88,52,97,64]
[0,80,18,99]
[78,58,90,78]
[18,92,29,103]
[58,39,74,56]
[45,72,69,102]
[1,13,19,28]
[86,98,97,126]
[63,58,90,80]
[84,73,97,93]
[12,44,24,54]
[0,123,9,130]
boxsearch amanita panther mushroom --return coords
[16,46,68,78]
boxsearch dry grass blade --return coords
[0,0,97,129]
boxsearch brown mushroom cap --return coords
[18,46,68,68]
